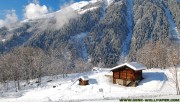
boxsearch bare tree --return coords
[33,48,50,86]
[11,48,25,92]
[168,43,180,95]
[0,54,12,90]
[0,46,52,90]
[117,55,125,65]
[135,41,169,69]
[75,58,86,73]
[136,42,154,68]
[154,41,168,69]
[49,48,64,76]
[21,47,34,84]
[49,47,71,78]
[61,49,72,78]
[97,61,106,68]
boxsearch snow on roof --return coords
[79,76,89,80]
[111,62,147,71]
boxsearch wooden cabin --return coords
[111,62,147,87]
[79,76,89,85]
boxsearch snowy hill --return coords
[0,68,179,102]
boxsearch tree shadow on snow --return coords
[89,78,98,84]
[139,72,167,85]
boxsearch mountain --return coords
[0,0,179,68]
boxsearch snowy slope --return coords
[70,33,89,61]
[22,0,100,22]
[103,0,114,6]
[122,0,134,58]
[70,1,90,11]
[0,68,179,102]
[162,1,180,41]
[22,0,114,21]
[79,7,99,14]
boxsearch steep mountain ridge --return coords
[0,0,179,68]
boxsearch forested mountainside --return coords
[0,0,179,72]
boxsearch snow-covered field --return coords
[0,68,180,102]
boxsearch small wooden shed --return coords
[111,62,147,87]
[79,76,89,85]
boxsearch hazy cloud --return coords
[24,2,48,19]
[54,6,78,30]
[23,0,78,30]
[0,10,19,41]
[6,10,18,24]
[0,20,5,28]
[0,10,19,28]
[37,2,78,30]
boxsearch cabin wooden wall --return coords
[79,79,89,85]
[120,68,135,80]
[134,70,142,80]
[112,66,143,84]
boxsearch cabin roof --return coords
[79,76,89,80]
[111,62,147,71]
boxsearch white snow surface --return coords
[1,39,6,42]
[79,7,99,14]
[107,0,114,5]
[103,0,114,6]
[70,0,99,11]
[70,1,90,11]
[0,68,179,102]
[111,62,147,71]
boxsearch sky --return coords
[0,0,81,20]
